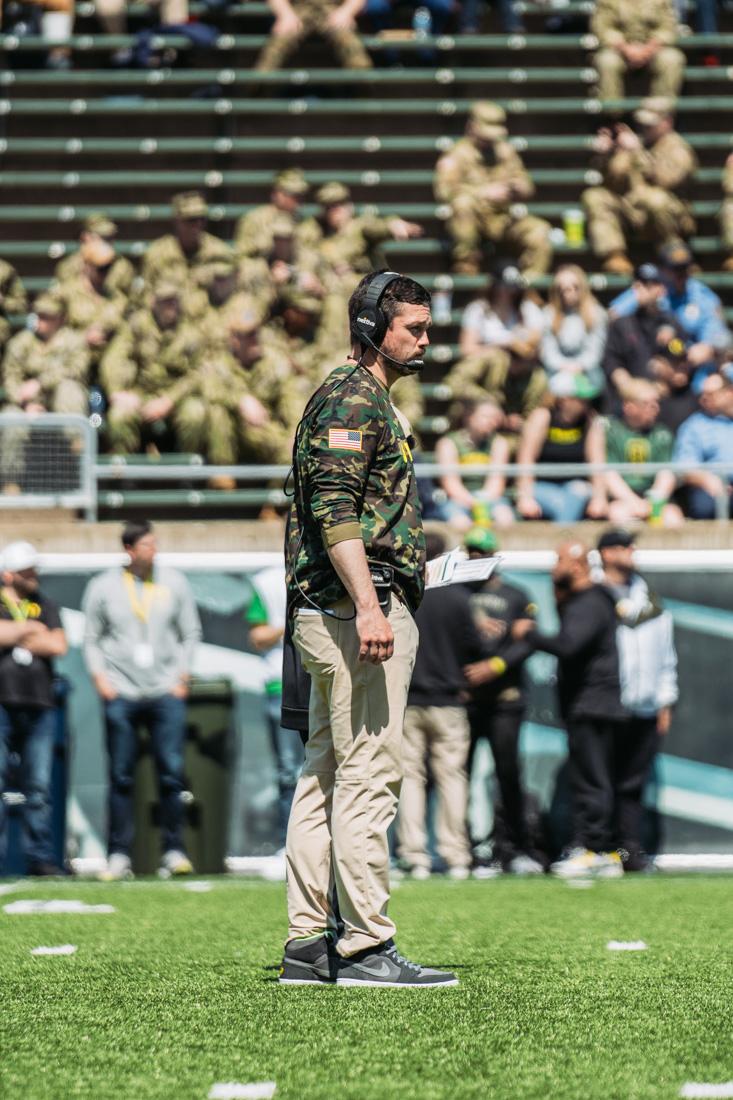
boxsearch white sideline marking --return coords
[4,899,116,915]
[680,1085,733,1098]
[606,940,647,951]
[31,944,77,956]
[184,881,213,892]
[0,883,21,896]
[208,1084,277,1099]
[565,879,594,889]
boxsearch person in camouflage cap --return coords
[254,0,371,73]
[0,260,28,361]
[280,272,456,989]
[52,238,130,371]
[54,212,139,302]
[142,191,232,296]
[434,101,552,277]
[100,282,205,455]
[235,170,320,261]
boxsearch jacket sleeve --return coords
[82,577,107,677]
[174,575,202,676]
[528,593,604,659]
[497,591,537,670]
[672,416,704,465]
[656,612,679,708]
[305,390,383,548]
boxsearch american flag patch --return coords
[328,428,363,451]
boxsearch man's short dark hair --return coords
[122,520,153,548]
[348,271,431,337]
[424,530,447,562]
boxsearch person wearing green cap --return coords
[461,529,544,875]
[235,170,319,263]
[142,191,232,298]
[515,382,609,523]
[54,213,138,303]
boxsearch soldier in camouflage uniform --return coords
[279,272,457,988]
[234,169,320,261]
[434,102,552,278]
[52,238,130,372]
[254,0,371,72]
[100,283,204,455]
[0,260,27,362]
[175,302,301,477]
[591,0,685,103]
[142,191,232,297]
[1,295,91,488]
[54,212,140,303]
[264,283,336,407]
[720,153,733,272]
[583,99,697,275]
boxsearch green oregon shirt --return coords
[605,417,674,494]
[285,362,426,616]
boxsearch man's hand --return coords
[517,494,542,519]
[388,218,424,241]
[481,182,511,205]
[511,618,535,641]
[273,7,302,35]
[586,494,608,520]
[239,393,270,428]
[504,413,525,434]
[86,324,108,349]
[615,124,641,152]
[142,395,174,422]
[171,680,189,699]
[94,673,118,702]
[111,390,142,414]
[687,342,713,368]
[657,706,673,735]
[593,127,615,155]
[463,659,499,687]
[18,379,42,405]
[356,605,394,664]
[475,612,506,640]
[326,5,355,31]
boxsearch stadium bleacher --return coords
[3,0,733,515]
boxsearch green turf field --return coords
[1,875,731,1100]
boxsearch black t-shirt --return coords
[0,591,62,708]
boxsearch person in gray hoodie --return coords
[597,527,678,870]
[83,520,201,880]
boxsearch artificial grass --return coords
[1,875,732,1100]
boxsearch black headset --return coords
[351,270,427,375]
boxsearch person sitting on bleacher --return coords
[188,254,266,330]
[434,101,552,278]
[94,0,188,38]
[602,262,698,433]
[54,212,139,304]
[609,240,731,392]
[591,0,685,104]
[52,238,129,373]
[235,169,319,263]
[264,283,341,404]
[0,261,28,364]
[540,266,607,397]
[604,379,683,527]
[672,370,733,519]
[100,281,206,456]
[515,377,609,523]
[254,0,371,71]
[582,100,697,276]
[433,397,515,530]
[142,191,232,299]
[1,294,90,422]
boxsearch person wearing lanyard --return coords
[0,540,68,876]
[82,520,202,881]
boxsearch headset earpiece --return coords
[352,270,401,348]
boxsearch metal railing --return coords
[0,413,97,520]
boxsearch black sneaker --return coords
[27,861,66,877]
[278,931,338,985]
[335,940,458,988]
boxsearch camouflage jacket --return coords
[100,309,203,403]
[595,131,697,198]
[52,276,129,339]
[0,260,27,351]
[234,204,320,261]
[285,362,426,615]
[315,214,393,277]
[591,0,678,47]
[141,232,232,290]
[2,326,91,405]
[434,138,534,211]
[54,252,139,301]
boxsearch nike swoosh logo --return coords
[352,960,393,978]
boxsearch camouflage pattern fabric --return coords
[285,362,426,615]
[0,261,28,355]
[254,0,372,72]
[141,232,232,292]
[55,252,139,303]
[592,0,684,100]
[2,326,90,412]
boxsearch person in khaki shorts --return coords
[396,531,485,881]
[280,271,457,989]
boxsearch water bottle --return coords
[413,6,432,41]
[432,274,453,325]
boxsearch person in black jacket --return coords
[513,540,627,878]
[603,263,696,433]
[461,527,543,876]
[395,531,487,880]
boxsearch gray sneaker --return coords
[336,940,458,988]
[279,932,338,985]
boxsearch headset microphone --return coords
[359,331,424,375]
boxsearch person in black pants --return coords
[513,540,628,878]
[461,527,543,875]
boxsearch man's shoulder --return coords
[156,565,190,590]
[6,328,35,353]
[145,234,177,257]
[688,279,722,308]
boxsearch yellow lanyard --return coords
[123,570,156,623]
[1,591,32,621]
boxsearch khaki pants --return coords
[594,46,685,102]
[288,595,419,957]
[583,184,695,258]
[396,705,471,873]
